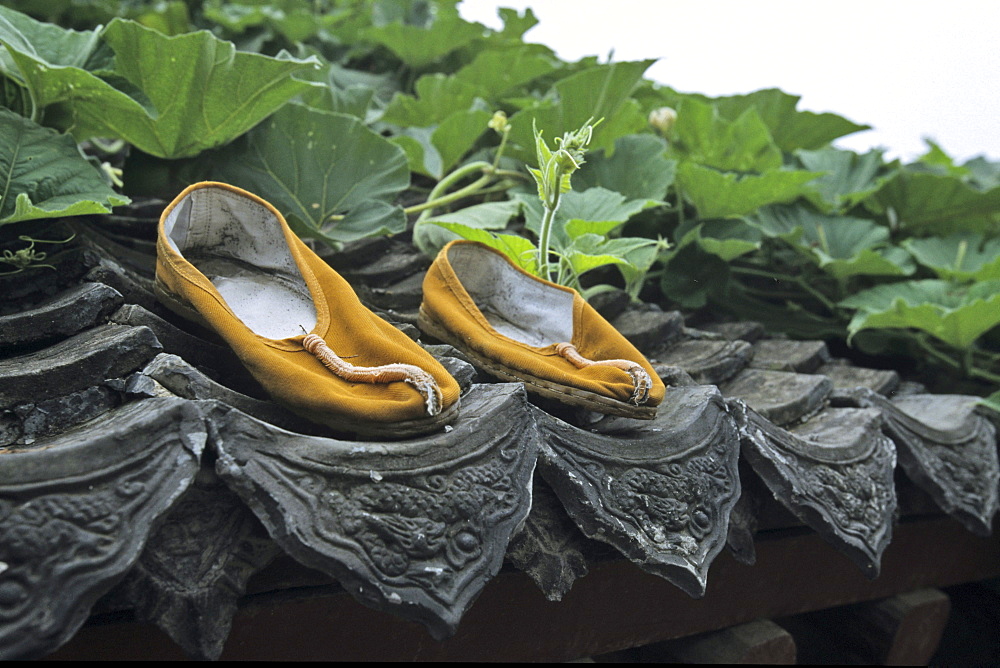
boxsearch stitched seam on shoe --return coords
[419,308,652,417]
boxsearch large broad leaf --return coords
[211,104,408,247]
[717,89,869,152]
[562,233,660,291]
[751,205,915,279]
[903,232,1000,281]
[869,170,1000,235]
[573,133,676,201]
[0,5,104,75]
[388,108,491,179]
[414,199,521,255]
[842,279,1000,349]
[0,108,128,225]
[202,0,344,43]
[360,12,485,68]
[454,45,556,99]
[518,187,659,244]
[797,147,898,213]
[677,162,821,218]
[4,18,320,158]
[431,221,538,274]
[293,50,400,120]
[672,98,781,172]
[965,156,1000,190]
[673,219,762,261]
[649,87,868,152]
[508,60,655,160]
[380,74,483,127]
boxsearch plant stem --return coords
[412,160,493,220]
[915,334,963,371]
[537,169,567,281]
[407,172,493,217]
[730,264,839,313]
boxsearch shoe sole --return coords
[417,307,657,420]
[155,276,460,439]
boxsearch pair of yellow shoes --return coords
[156,182,665,438]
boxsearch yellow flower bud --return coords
[488,110,510,134]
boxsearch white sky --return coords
[459,0,1000,163]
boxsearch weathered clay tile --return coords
[654,338,754,384]
[0,398,205,659]
[0,282,123,348]
[114,467,282,661]
[749,339,832,373]
[505,477,595,601]
[732,402,897,577]
[0,324,162,409]
[843,389,999,536]
[720,368,833,426]
[206,384,539,639]
[533,384,742,598]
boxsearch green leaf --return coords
[561,233,660,294]
[980,391,1000,418]
[293,51,398,119]
[903,232,1000,281]
[573,133,675,201]
[675,219,762,261]
[202,0,342,43]
[431,222,538,274]
[797,147,897,213]
[0,5,103,74]
[751,205,915,279]
[649,87,868,152]
[495,7,539,40]
[508,60,655,160]
[454,45,556,99]
[673,98,781,172]
[721,89,869,152]
[869,170,1000,235]
[677,162,821,218]
[431,108,491,176]
[842,279,1000,349]
[389,128,438,178]
[361,12,485,68]
[0,108,128,225]
[414,199,520,256]
[518,187,658,243]
[5,19,321,159]
[211,104,408,246]
[964,156,1000,190]
[380,74,482,127]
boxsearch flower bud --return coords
[648,106,677,135]
[488,110,510,134]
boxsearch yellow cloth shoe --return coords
[418,240,664,419]
[155,182,461,438]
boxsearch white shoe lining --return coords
[448,244,574,348]
[163,188,317,340]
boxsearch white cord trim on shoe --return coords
[302,333,443,417]
[554,342,652,406]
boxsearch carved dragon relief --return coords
[845,390,1000,536]
[117,475,282,661]
[533,385,742,598]
[0,398,204,660]
[206,384,539,640]
[733,402,897,578]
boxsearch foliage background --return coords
[0,0,997,410]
